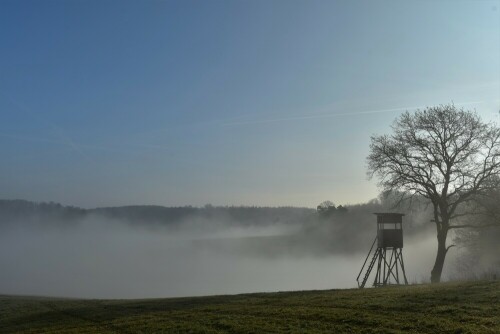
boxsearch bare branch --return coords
[446,244,456,252]
[367,104,500,282]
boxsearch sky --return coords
[0,0,499,208]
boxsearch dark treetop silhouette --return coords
[368,104,500,283]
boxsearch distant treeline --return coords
[0,197,432,236]
[0,199,86,226]
[94,204,317,227]
[0,199,317,228]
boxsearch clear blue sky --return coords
[1,0,499,208]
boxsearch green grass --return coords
[1,281,499,333]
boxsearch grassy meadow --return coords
[0,280,498,333]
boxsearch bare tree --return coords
[367,104,500,283]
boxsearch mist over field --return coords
[1,4,499,327]
[0,199,460,299]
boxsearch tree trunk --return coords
[430,230,448,283]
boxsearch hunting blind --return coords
[357,213,408,288]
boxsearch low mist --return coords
[0,202,451,299]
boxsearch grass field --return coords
[0,280,498,333]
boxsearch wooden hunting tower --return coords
[357,213,408,288]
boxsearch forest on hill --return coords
[0,197,498,276]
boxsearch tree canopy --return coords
[368,104,500,282]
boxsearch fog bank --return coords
[0,215,444,299]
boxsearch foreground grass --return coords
[0,281,498,333]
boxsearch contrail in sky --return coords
[49,123,94,163]
[0,133,126,153]
[0,133,63,145]
[220,100,486,126]
[0,98,490,153]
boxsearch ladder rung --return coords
[360,248,379,288]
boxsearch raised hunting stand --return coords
[356,213,408,288]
